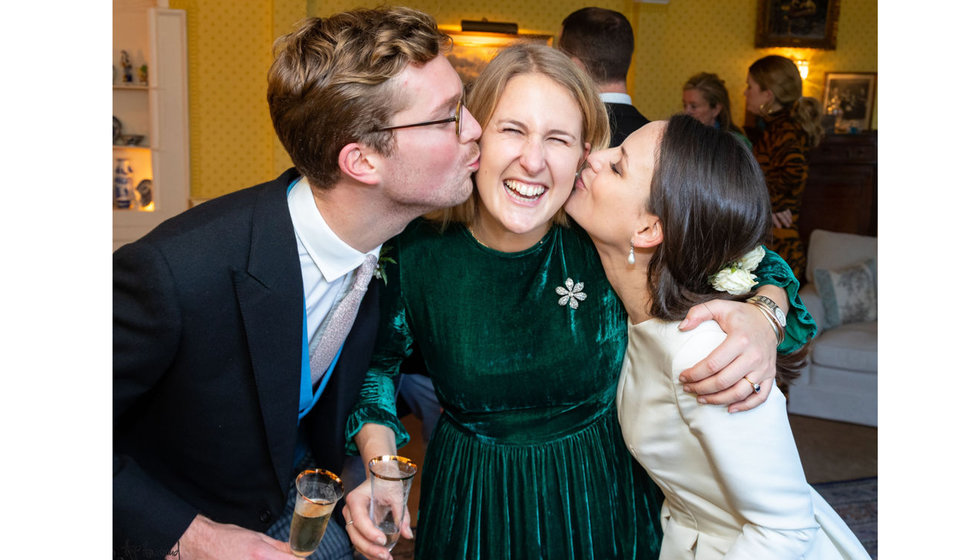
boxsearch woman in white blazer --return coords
[564,114,870,559]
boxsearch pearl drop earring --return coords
[627,242,635,265]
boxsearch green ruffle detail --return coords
[756,246,818,353]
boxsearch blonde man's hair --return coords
[267,7,449,188]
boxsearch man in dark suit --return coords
[559,7,651,146]
[113,8,481,560]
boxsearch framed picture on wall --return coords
[755,0,841,49]
[443,30,552,85]
[822,72,876,132]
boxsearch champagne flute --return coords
[368,455,417,551]
[289,469,344,557]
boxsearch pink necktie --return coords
[309,254,377,386]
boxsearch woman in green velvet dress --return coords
[341,44,811,560]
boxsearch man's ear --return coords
[633,216,663,249]
[337,142,381,185]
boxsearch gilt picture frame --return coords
[755,0,840,49]
[443,30,552,85]
[822,72,877,132]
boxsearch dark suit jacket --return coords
[606,102,651,147]
[113,168,379,558]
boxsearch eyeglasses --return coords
[375,96,463,137]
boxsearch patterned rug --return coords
[813,476,878,559]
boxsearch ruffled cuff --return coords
[344,405,411,456]
[755,247,817,354]
[344,370,411,455]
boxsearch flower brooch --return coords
[556,278,587,309]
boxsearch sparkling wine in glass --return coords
[368,455,417,551]
[289,469,344,557]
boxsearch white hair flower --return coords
[709,246,764,295]
[738,245,766,272]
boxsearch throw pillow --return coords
[813,258,877,329]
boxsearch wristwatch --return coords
[747,295,786,327]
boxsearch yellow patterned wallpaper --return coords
[172,0,876,199]
[169,0,277,199]
[631,0,877,127]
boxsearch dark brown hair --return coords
[646,114,806,381]
[267,7,449,188]
[558,7,634,84]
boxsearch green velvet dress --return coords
[346,219,812,559]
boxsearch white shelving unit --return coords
[112,1,190,250]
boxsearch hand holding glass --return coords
[289,469,344,557]
[368,455,418,551]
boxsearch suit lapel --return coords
[233,170,304,496]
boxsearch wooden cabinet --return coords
[798,132,877,253]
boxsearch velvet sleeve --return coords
[345,242,412,454]
[754,247,817,354]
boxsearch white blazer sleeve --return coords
[672,325,822,559]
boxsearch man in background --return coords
[113,7,480,559]
[559,7,650,146]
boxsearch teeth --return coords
[504,180,546,199]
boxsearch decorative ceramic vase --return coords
[121,50,133,84]
[114,158,135,209]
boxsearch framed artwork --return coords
[443,30,552,85]
[822,72,877,132]
[755,0,840,49]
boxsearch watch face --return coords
[774,307,787,326]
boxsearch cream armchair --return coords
[788,229,877,427]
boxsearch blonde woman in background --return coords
[744,55,824,278]
[682,71,750,148]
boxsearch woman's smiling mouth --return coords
[504,179,547,201]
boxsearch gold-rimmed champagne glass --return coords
[289,469,344,557]
[368,455,417,551]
